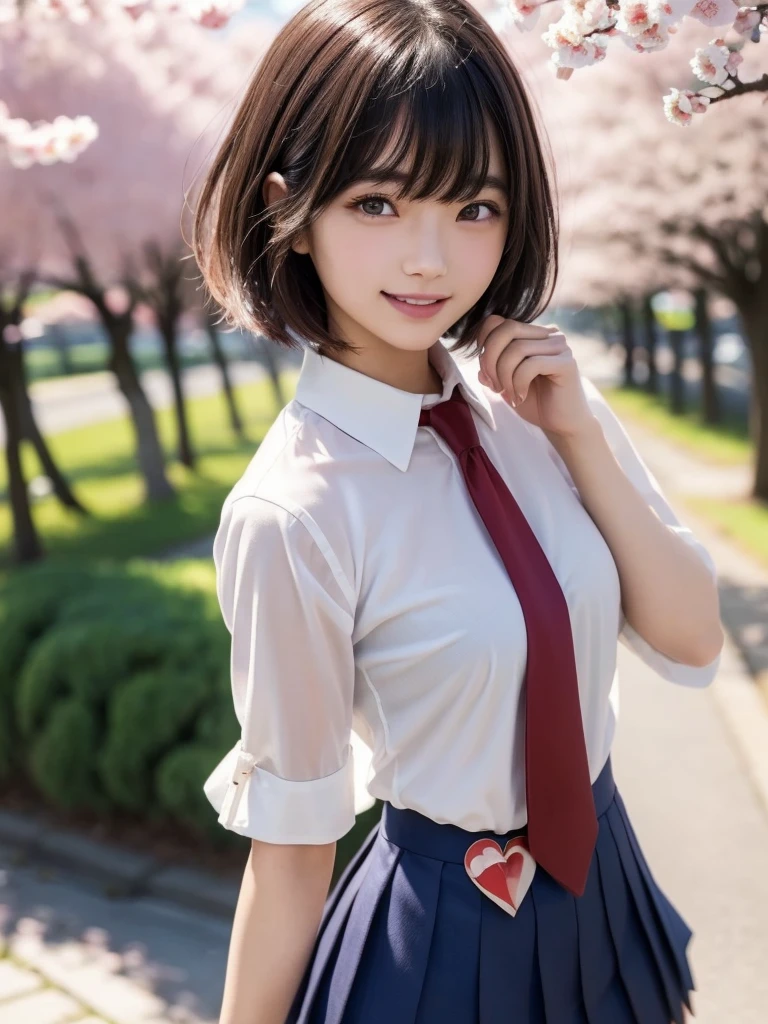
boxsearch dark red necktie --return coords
[419,383,598,898]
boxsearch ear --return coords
[262,171,310,256]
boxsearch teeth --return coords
[393,296,440,305]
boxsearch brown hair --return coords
[191,0,559,359]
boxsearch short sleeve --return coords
[548,374,722,689]
[202,493,358,844]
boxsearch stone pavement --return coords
[3,335,768,1022]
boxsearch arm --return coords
[544,380,724,670]
[202,493,358,1020]
[219,839,336,1024]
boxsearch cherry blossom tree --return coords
[484,0,767,121]
[0,0,245,167]
[0,12,244,561]
[540,25,768,496]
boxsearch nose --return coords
[401,218,448,278]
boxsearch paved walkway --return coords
[3,334,768,1022]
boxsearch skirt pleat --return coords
[613,790,695,999]
[416,861,480,1019]
[575,849,637,1020]
[318,837,401,1024]
[288,756,696,1024]
[478,872,540,1021]
[342,849,444,1022]
[530,866,587,1023]
[287,820,382,1024]
[606,801,690,1024]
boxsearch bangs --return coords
[319,57,508,208]
[193,0,557,358]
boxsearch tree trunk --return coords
[740,300,768,501]
[40,219,176,502]
[9,334,89,514]
[0,355,43,564]
[204,310,244,439]
[618,298,637,388]
[18,385,88,514]
[107,318,175,502]
[49,322,75,376]
[693,287,720,426]
[597,305,615,347]
[157,313,195,469]
[667,329,686,415]
[640,294,660,395]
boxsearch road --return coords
[0,335,751,448]
[0,352,303,447]
[1,334,766,1022]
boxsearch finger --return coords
[490,335,566,394]
[480,320,565,391]
[511,351,573,404]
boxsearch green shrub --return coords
[29,696,107,811]
[0,563,96,776]
[2,559,234,824]
[155,742,245,848]
[0,556,383,876]
[99,666,212,812]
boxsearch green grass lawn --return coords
[4,369,767,578]
[600,384,752,465]
[600,384,768,571]
[0,370,300,576]
[683,495,768,570]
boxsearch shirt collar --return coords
[294,338,497,472]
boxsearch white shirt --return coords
[202,338,721,844]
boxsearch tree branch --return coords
[708,73,768,107]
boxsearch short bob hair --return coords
[192,0,559,360]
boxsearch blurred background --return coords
[0,1,767,1022]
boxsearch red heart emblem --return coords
[464,836,536,917]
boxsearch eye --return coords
[349,193,396,218]
[461,201,501,222]
[348,193,502,221]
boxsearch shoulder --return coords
[217,402,358,603]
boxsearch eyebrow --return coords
[360,169,510,201]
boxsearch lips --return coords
[382,292,449,319]
[384,293,449,301]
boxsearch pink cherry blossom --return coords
[184,0,244,29]
[662,85,711,124]
[688,0,741,27]
[507,0,545,31]
[620,18,672,49]
[563,0,615,31]
[542,14,611,69]
[615,0,661,35]
[690,38,731,82]
[0,111,98,168]
[657,0,698,22]
[732,7,761,33]
[725,48,744,74]
[119,0,153,20]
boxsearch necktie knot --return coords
[419,385,481,456]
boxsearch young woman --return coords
[192,2,724,1022]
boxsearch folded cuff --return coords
[203,741,357,844]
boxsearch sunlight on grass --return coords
[0,370,300,570]
[601,385,751,467]
[599,384,768,571]
[683,494,768,572]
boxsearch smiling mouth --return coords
[382,292,450,305]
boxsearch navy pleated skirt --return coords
[286,756,696,1024]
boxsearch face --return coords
[263,119,510,372]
